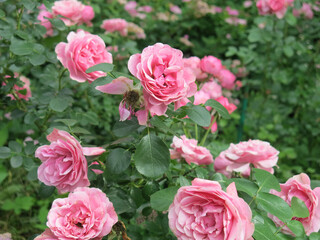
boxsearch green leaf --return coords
[150,186,179,211]
[8,141,22,153]
[0,124,9,146]
[248,28,262,43]
[39,183,55,198]
[29,54,46,66]
[54,119,77,127]
[15,196,34,211]
[253,168,281,192]
[256,192,293,223]
[229,178,259,197]
[0,147,11,159]
[0,9,5,18]
[309,232,320,240]
[113,117,140,137]
[283,46,294,58]
[50,18,65,31]
[25,142,36,155]
[86,63,114,73]
[287,220,305,237]
[106,148,131,174]
[71,127,90,134]
[253,222,277,240]
[179,176,190,186]
[285,13,297,26]
[10,155,23,168]
[186,105,211,127]
[150,116,175,135]
[27,167,38,181]
[311,180,320,189]
[134,134,170,178]
[21,0,36,10]
[49,97,71,112]
[291,197,310,218]
[0,165,8,184]
[10,38,34,56]
[205,99,231,119]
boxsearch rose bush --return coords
[0,0,319,239]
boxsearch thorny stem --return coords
[58,68,68,91]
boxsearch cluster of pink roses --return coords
[293,3,317,19]
[256,0,294,19]
[37,0,94,37]
[124,1,152,19]
[35,129,118,239]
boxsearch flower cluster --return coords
[256,0,294,19]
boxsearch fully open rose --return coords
[269,173,320,236]
[47,187,118,239]
[128,43,196,116]
[214,139,279,178]
[169,178,254,239]
[55,30,113,83]
[35,129,105,194]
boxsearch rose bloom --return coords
[214,139,279,178]
[256,0,294,19]
[35,129,105,194]
[216,96,237,114]
[52,0,94,26]
[218,69,236,89]
[55,30,113,83]
[170,5,182,14]
[128,43,196,116]
[169,178,254,240]
[183,57,207,80]
[47,187,118,239]
[269,173,320,236]
[37,10,53,37]
[170,135,213,165]
[200,79,222,99]
[101,18,128,36]
[200,55,223,77]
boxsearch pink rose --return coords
[35,229,57,240]
[125,1,138,16]
[35,129,105,194]
[37,10,54,37]
[80,6,95,26]
[169,178,254,239]
[137,5,153,13]
[47,187,118,239]
[200,55,223,77]
[269,173,320,236]
[55,30,113,83]
[225,6,239,16]
[214,139,279,178]
[170,135,213,165]
[256,0,293,18]
[218,69,236,89]
[183,57,208,80]
[128,43,196,116]
[216,96,237,114]
[244,1,253,8]
[170,5,182,14]
[52,0,83,26]
[4,75,32,101]
[101,18,128,36]
[200,79,222,99]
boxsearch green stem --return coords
[195,124,198,140]
[58,68,68,91]
[199,115,217,146]
[17,6,24,31]
[274,223,287,235]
